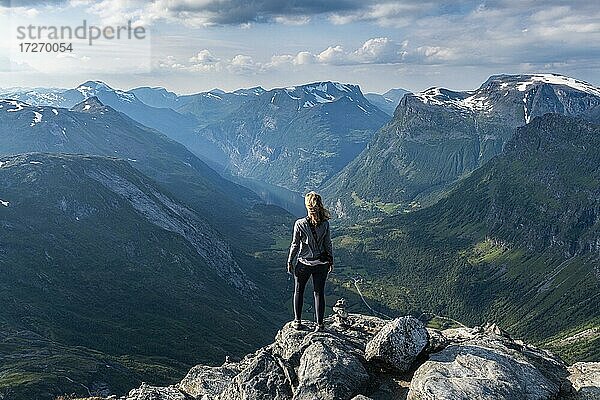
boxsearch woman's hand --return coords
[287,263,294,274]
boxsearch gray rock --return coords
[407,335,568,400]
[424,328,448,353]
[440,326,482,344]
[295,338,369,400]
[121,383,191,400]
[83,313,584,400]
[272,315,385,365]
[365,316,428,372]
[217,349,293,400]
[365,374,410,400]
[178,363,240,399]
[564,362,600,399]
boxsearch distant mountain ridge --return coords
[1,81,394,192]
[188,80,390,193]
[365,87,411,115]
[0,81,207,162]
[322,73,600,221]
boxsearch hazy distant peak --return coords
[70,96,108,113]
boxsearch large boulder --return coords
[294,338,369,400]
[564,362,600,399]
[216,349,293,400]
[178,363,240,399]
[365,316,428,372]
[407,335,569,400]
[272,315,386,364]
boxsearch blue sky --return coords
[1,0,599,94]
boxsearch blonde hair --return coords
[304,191,330,225]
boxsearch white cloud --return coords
[158,36,463,76]
[350,37,405,63]
[294,51,316,65]
[42,0,599,80]
[273,15,311,26]
[317,45,347,65]
[159,52,265,74]
[227,54,262,74]
[188,49,221,72]
[329,2,425,27]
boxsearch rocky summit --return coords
[76,313,599,400]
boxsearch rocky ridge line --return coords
[78,314,600,400]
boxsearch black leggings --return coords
[293,261,329,324]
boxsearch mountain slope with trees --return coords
[332,114,600,362]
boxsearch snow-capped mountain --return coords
[322,73,600,220]
[0,81,137,109]
[190,80,390,193]
[279,81,379,113]
[411,73,600,122]
[0,81,201,154]
[72,80,136,103]
[0,87,81,108]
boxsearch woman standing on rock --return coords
[287,191,334,332]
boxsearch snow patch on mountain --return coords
[233,87,265,96]
[414,88,489,112]
[204,92,222,100]
[1,100,28,112]
[515,74,600,97]
[30,111,43,126]
[412,73,600,114]
[77,81,136,103]
[356,104,370,114]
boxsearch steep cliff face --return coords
[79,314,599,400]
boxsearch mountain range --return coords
[186,82,390,193]
[1,73,599,399]
[332,113,600,363]
[1,81,398,203]
[364,88,411,116]
[322,74,600,221]
[0,97,298,399]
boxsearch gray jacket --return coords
[287,216,333,265]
